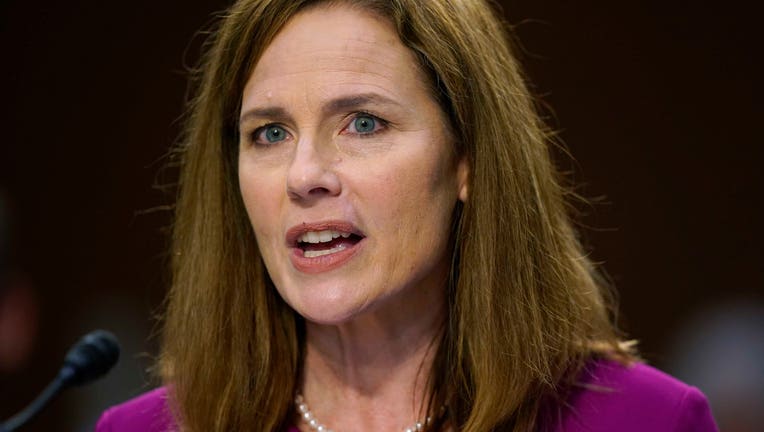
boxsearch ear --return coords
[456,157,469,202]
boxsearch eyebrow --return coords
[322,93,403,115]
[239,106,293,126]
[239,92,404,126]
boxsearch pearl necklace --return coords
[295,394,444,432]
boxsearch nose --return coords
[286,137,341,202]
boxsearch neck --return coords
[299,290,445,431]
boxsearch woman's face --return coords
[238,5,468,324]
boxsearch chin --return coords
[292,301,369,326]
[279,281,373,326]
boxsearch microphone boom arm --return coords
[0,330,120,432]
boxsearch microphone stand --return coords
[0,330,120,432]
[1,369,70,432]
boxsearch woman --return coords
[97,0,718,431]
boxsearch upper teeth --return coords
[298,230,351,244]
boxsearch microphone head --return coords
[60,330,120,387]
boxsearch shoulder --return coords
[551,359,719,432]
[95,387,176,432]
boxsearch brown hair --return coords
[159,0,636,430]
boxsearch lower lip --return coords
[289,239,364,274]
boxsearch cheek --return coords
[361,151,456,245]
[238,166,284,248]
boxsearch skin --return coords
[238,5,467,431]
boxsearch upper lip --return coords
[285,220,365,247]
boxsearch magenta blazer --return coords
[95,360,718,431]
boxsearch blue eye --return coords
[251,124,288,145]
[353,116,376,133]
[263,125,286,143]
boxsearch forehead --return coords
[243,5,429,104]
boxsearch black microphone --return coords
[1,330,120,432]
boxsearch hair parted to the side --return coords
[159,0,637,431]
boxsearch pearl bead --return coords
[294,393,445,432]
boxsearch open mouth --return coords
[296,230,364,258]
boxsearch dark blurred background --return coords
[1,1,761,430]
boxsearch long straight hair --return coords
[159,0,636,430]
